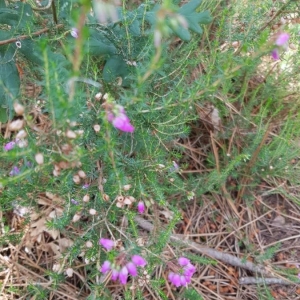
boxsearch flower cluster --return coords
[101,255,147,284]
[168,257,196,287]
[99,238,147,285]
[9,166,20,176]
[106,104,134,133]
[271,32,289,60]
[4,141,16,151]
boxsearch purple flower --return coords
[168,258,196,287]
[275,33,289,47]
[107,105,134,133]
[71,28,79,38]
[271,49,280,60]
[71,199,79,205]
[184,263,196,277]
[4,141,16,151]
[111,268,119,281]
[101,260,111,273]
[82,184,90,189]
[137,201,145,214]
[9,166,20,176]
[131,255,147,267]
[126,262,138,276]
[99,238,115,251]
[119,266,129,284]
[271,32,290,60]
[178,257,190,266]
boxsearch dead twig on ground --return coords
[239,277,295,285]
[135,216,270,276]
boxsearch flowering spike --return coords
[99,238,115,251]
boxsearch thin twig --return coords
[258,0,293,33]
[134,216,270,276]
[239,277,295,285]
[0,24,64,46]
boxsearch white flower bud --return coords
[86,241,93,248]
[102,93,109,101]
[78,170,86,178]
[73,175,81,184]
[65,268,73,277]
[83,194,90,202]
[93,124,101,132]
[123,184,131,191]
[89,208,97,215]
[53,169,60,177]
[95,92,102,100]
[8,119,24,131]
[52,263,61,272]
[17,139,28,148]
[72,213,81,222]
[14,103,25,115]
[124,197,132,205]
[35,153,44,165]
[66,130,77,139]
[16,129,27,139]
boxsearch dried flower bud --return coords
[16,139,28,148]
[103,193,110,201]
[128,196,135,202]
[66,130,77,139]
[58,161,68,169]
[61,144,72,154]
[124,197,132,205]
[72,213,81,222]
[83,194,90,202]
[103,93,109,101]
[14,103,25,115]
[78,170,86,178]
[89,208,97,215]
[123,184,131,191]
[53,263,61,272]
[232,41,239,48]
[95,92,102,101]
[93,124,101,132]
[35,153,44,165]
[53,169,60,177]
[65,268,74,277]
[116,202,123,208]
[86,241,93,248]
[8,119,24,131]
[16,129,27,139]
[75,130,84,136]
[73,175,81,184]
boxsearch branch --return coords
[239,277,294,285]
[135,216,270,276]
[0,24,64,46]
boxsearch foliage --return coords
[1,0,300,298]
